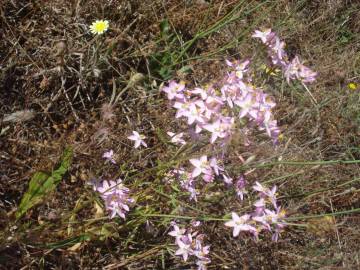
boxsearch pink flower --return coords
[204,95,223,117]
[203,116,234,144]
[221,83,242,108]
[284,56,317,83]
[186,101,206,125]
[189,155,211,178]
[173,98,192,119]
[194,238,211,270]
[102,149,116,164]
[179,173,199,201]
[93,179,134,219]
[252,213,271,231]
[191,87,208,100]
[196,259,210,270]
[225,212,257,237]
[263,209,280,224]
[209,157,223,175]
[194,237,210,260]
[161,80,186,100]
[235,176,247,200]
[253,198,266,216]
[253,182,278,208]
[261,119,281,143]
[252,181,269,196]
[202,172,215,183]
[226,59,250,80]
[267,185,278,209]
[167,132,186,145]
[252,28,273,44]
[252,208,286,238]
[236,93,256,118]
[168,224,186,240]
[191,220,201,227]
[298,65,317,83]
[127,131,147,148]
[222,174,233,185]
[171,169,199,201]
[169,223,211,269]
[253,29,317,84]
[269,37,287,65]
[175,234,193,262]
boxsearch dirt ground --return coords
[1,0,360,269]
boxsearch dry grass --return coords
[1,0,360,269]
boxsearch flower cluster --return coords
[161,58,281,201]
[252,29,317,84]
[164,168,199,201]
[168,222,211,270]
[159,31,314,268]
[92,179,134,219]
[225,182,286,242]
[162,60,280,146]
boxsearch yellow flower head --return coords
[90,20,109,35]
[348,82,357,90]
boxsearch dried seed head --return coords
[128,72,145,88]
[54,41,67,57]
[92,127,111,145]
[100,103,116,121]
[54,40,67,66]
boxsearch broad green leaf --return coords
[16,147,73,219]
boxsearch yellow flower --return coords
[90,20,109,35]
[348,82,357,90]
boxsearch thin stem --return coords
[263,170,305,184]
[132,213,228,222]
[286,208,360,221]
[254,159,360,169]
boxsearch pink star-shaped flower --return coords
[127,131,147,148]
[225,212,256,237]
[189,155,211,178]
[102,149,116,164]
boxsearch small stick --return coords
[61,76,79,121]
[302,82,318,105]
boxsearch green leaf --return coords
[42,234,90,249]
[177,65,193,76]
[159,66,173,80]
[16,147,73,219]
[160,19,170,38]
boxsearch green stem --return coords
[151,188,208,214]
[132,213,228,222]
[254,159,360,169]
[281,177,360,199]
[263,170,305,184]
[286,208,360,221]
[283,222,308,228]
